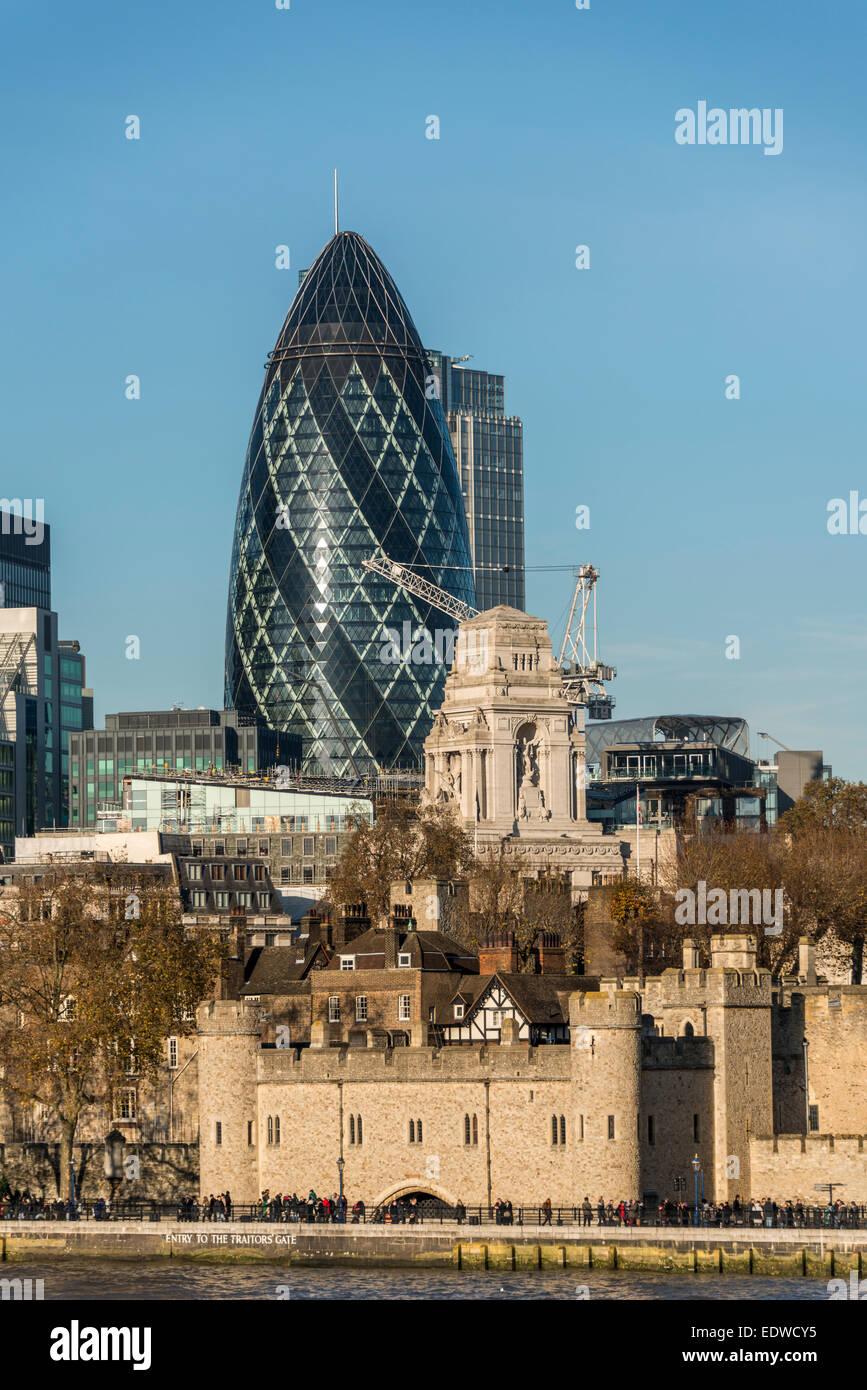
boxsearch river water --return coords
[4,1262,831,1300]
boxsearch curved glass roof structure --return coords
[225,231,475,776]
[585,715,750,766]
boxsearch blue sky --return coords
[2,0,865,775]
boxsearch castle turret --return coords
[197,999,261,1204]
[570,990,642,1202]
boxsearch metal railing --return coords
[1,1200,863,1230]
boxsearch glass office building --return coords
[0,512,51,609]
[426,353,525,611]
[226,231,475,776]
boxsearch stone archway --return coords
[372,1178,458,1210]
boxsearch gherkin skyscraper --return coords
[225,231,476,776]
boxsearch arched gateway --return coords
[372,1180,458,1211]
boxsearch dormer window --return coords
[454,1004,464,1019]
[398,953,412,968]
[339,956,356,971]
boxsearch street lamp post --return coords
[692,1154,701,1227]
[337,1156,345,1223]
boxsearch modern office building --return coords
[225,230,475,778]
[0,608,92,843]
[426,352,525,611]
[69,709,285,829]
[584,715,828,832]
[0,509,51,610]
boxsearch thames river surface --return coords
[5,1261,831,1300]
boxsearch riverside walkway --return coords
[2,1220,866,1275]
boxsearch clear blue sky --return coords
[2,0,865,775]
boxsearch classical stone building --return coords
[422,607,625,890]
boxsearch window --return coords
[236,892,252,908]
[258,839,268,855]
[340,956,356,971]
[214,891,229,909]
[211,865,225,881]
[328,996,340,1023]
[552,1115,559,1145]
[168,1037,178,1069]
[560,1115,566,1145]
[267,1115,280,1145]
[237,839,247,855]
[464,1113,479,1146]
[409,1118,423,1144]
[355,996,368,1022]
[349,1114,355,1144]
[247,1120,254,1146]
[608,1115,615,1140]
[454,1003,464,1019]
[117,1088,137,1120]
[809,1105,819,1132]
[265,932,276,947]
[257,893,270,910]
[253,865,265,882]
[215,1121,222,1146]
[579,1114,584,1141]
[302,865,314,884]
[647,1115,655,1146]
[693,1114,700,1143]
[188,864,202,881]
[214,841,224,856]
[397,952,412,968]
[357,1115,363,1145]
[233,864,245,879]
[398,994,411,1022]
[191,890,207,908]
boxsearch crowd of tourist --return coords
[0,1185,861,1228]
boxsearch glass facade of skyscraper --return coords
[226,231,475,776]
[0,513,51,609]
[426,353,525,611]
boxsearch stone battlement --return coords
[570,989,641,1027]
[256,1041,572,1083]
[197,1000,262,1036]
[642,967,772,1010]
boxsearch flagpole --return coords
[636,781,641,883]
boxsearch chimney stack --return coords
[682,938,700,969]
[478,931,519,974]
[798,936,817,985]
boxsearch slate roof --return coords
[322,926,477,975]
[242,942,329,995]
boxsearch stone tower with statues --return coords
[422,606,624,892]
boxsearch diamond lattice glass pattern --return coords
[226,231,475,775]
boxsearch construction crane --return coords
[361,555,616,717]
[556,565,616,720]
[757,732,790,753]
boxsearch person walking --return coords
[596,1196,606,1226]
[540,1197,552,1227]
[581,1197,592,1227]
